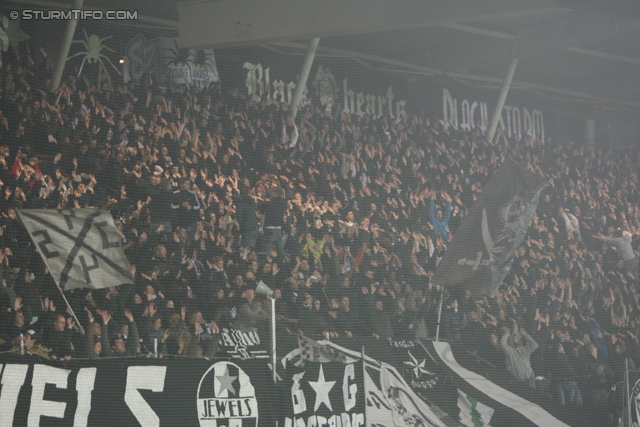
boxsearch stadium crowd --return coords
[0,45,639,425]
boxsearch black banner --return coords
[278,361,365,427]
[0,355,274,427]
[336,337,440,392]
[433,161,548,297]
[377,338,439,392]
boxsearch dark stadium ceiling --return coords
[5,0,640,115]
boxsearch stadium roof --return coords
[4,0,640,116]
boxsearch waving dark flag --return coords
[433,161,548,297]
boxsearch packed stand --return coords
[0,45,638,425]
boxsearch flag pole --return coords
[271,296,277,384]
[362,345,367,427]
[626,358,632,427]
[435,287,444,342]
[417,339,438,365]
[56,285,83,330]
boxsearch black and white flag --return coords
[423,341,569,427]
[364,362,446,427]
[433,161,548,297]
[18,209,133,291]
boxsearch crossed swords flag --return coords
[17,208,134,291]
[433,161,548,297]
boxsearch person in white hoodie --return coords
[594,228,638,279]
[559,207,581,241]
[500,321,538,385]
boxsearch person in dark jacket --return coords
[337,296,357,338]
[145,173,173,233]
[443,299,464,343]
[371,298,393,339]
[261,188,287,256]
[583,343,614,425]
[171,179,201,242]
[235,189,258,250]
[548,341,583,407]
[480,332,506,369]
[45,314,74,360]
[296,293,316,336]
[99,309,140,357]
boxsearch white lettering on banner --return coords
[160,38,218,88]
[377,96,386,118]
[442,88,545,141]
[289,364,360,422]
[460,99,471,132]
[0,364,28,426]
[342,79,406,121]
[344,80,355,115]
[273,80,286,103]
[292,371,308,414]
[244,62,267,100]
[503,105,512,138]
[443,89,459,130]
[200,398,256,418]
[28,364,70,426]
[365,94,376,116]
[386,87,395,118]
[457,252,491,270]
[411,378,438,389]
[197,361,259,427]
[387,338,416,348]
[242,63,408,119]
[74,368,97,427]
[125,366,167,427]
[243,62,308,106]
[219,328,266,360]
[532,109,545,142]
[513,106,521,140]
[285,413,365,427]
[0,364,97,425]
[343,364,357,411]
[165,62,215,88]
[356,92,365,117]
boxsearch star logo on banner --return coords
[404,351,433,378]
[216,365,237,396]
[308,364,336,411]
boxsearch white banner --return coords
[18,209,134,291]
[160,38,218,89]
[123,35,219,88]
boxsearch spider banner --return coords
[68,29,121,78]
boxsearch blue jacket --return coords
[429,199,452,242]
